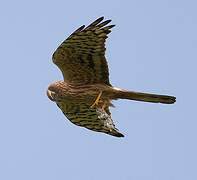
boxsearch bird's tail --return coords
[114,89,176,104]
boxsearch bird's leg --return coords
[91,91,103,108]
[102,101,106,110]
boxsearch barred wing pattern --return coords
[52,17,115,86]
[57,102,124,137]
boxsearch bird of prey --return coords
[47,17,176,137]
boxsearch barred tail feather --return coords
[115,90,176,104]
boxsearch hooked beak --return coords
[47,89,56,102]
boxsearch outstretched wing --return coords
[52,17,115,86]
[56,102,124,137]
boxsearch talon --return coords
[91,91,102,108]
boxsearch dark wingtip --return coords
[113,131,125,138]
[91,16,104,26]
[84,17,105,30]
[97,16,104,21]
[70,24,85,36]
[117,133,124,137]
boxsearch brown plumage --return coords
[47,17,176,137]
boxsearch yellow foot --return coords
[102,102,106,110]
[91,91,102,108]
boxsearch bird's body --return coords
[47,17,176,137]
[47,81,175,105]
[48,81,113,104]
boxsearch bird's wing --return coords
[56,101,124,137]
[52,17,115,86]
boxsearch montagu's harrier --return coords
[47,17,176,137]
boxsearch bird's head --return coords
[47,82,63,102]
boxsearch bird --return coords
[47,17,176,138]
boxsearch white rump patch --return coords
[112,87,122,91]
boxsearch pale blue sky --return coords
[1,0,197,179]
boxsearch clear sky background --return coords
[1,0,197,179]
